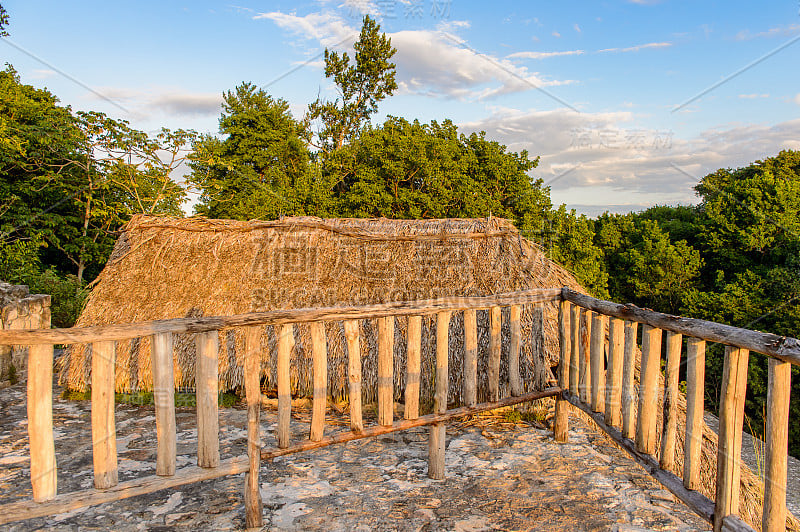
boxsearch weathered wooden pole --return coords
[621,321,638,440]
[344,320,363,432]
[762,358,790,532]
[277,324,294,448]
[636,325,662,455]
[378,316,395,427]
[91,340,118,489]
[604,318,624,428]
[713,346,749,532]
[554,300,571,443]
[462,310,478,407]
[590,313,606,413]
[488,306,501,402]
[508,305,522,396]
[28,343,57,500]
[243,326,263,529]
[310,322,327,441]
[683,338,705,491]
[428,311,451,480]
[405,315,422,419]
[152,332,176,476]
[196,331,220,468]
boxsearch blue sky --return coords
[2,0,799,216]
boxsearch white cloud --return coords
[29,69,57,80]
[735,24,800,41]
[460,108,800,213]
[148,92,222,117]
[338,0,380,17]
[88,88,223,118]
[738,93,769,99]
[573,23,581,33]
[552,31,561,38]
[794,94,800,105]
[597,41,671,53]
[256,9,574,100]
[508,50,585,60]
[509,41,672,62]
[254,11,358,48]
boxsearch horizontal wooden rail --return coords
[0,456,251,526]
[0,289,561,346]
[260,388,562,461]
[562,288,800,365]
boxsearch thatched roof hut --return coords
[60,215,583,407]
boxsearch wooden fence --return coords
[1,287,797,530]
[0,288,560,527]
[555,288,799,532]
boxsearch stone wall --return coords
[0,282,51,387]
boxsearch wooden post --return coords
[578,309,592,405]
[428,311,450,480]
[152,333,176,476]
[91,341,118,489]
[590,313,606,413]
[763,358,791,532]
[554,300,571,443]
[277,324,294,449]
[660,331,682,471]
[378,316,394,427]
[243,326,263,529]
[405,316,422,420]
[310,322,327,441]
[508,305,522,396]
[343,320,363,432]
[684,338,706,491]
[605,317,624,428]
[488,306,501,402]
[636,325,662,455]
[621,321,638,440]
[569,304,580,396]
[713,346,749,532]
[27,343,57,501]
[196,331,220,468]
[462,310,478,407]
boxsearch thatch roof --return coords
[59,215,583,407]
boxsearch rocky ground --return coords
[0,380,711,531]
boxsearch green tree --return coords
[0,3,9,37]
[189,83,311,220]
[595,213,702,314]
[546,206,608,298]
[683,150,800,455]
[1,67,192,283]
[323,117,549,227]
[308,15,397,151]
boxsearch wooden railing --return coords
[555,288,799,532]
[2,286,797,530]
[0,288,561,527]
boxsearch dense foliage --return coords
[590,151,800,455]
[0,62,194,325]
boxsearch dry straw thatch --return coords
[60,214,583,407]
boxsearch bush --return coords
[26,269,88,328]
[1,238,88,327]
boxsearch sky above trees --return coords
[2,0,799,215]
